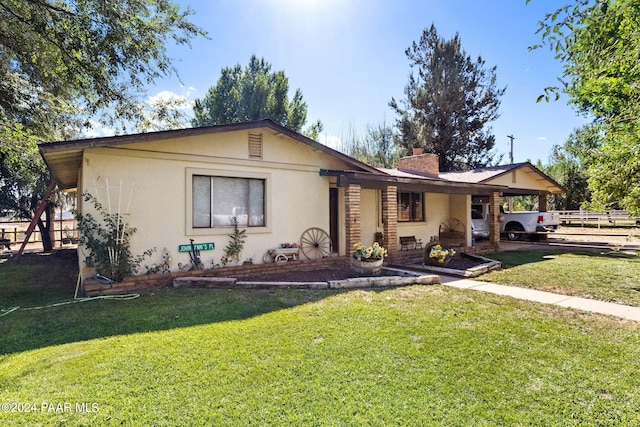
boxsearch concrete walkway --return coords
[440,275,640,322]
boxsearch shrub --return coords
[75,193,154,282]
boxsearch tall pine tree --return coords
[390,24,505,172]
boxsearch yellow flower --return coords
[352,242,387,261]
[429,243,454,264]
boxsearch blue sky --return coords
[145,0,589,165]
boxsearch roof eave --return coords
[39,120,383,189]
[480,162,565,194]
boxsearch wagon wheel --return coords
[439,218,465,234]
[300,227,332,259]
[439,218,466,246]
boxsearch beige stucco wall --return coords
[394,192,447,245]
[485,167,553,192]
[360,189,381,248]
[78,129,354,271]
[75,127,478,273]
[449,194,472,246]
[391,192,471,247]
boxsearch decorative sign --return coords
[178,242,215,253]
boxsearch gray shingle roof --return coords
[438,163,529,183]
[377,168,445,181]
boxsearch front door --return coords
[329,188,339,253]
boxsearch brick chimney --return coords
[398,149,440,178]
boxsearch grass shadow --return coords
[483,249,558,269]
[486,247,639,270]
[0,250,348,355]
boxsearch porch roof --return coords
[439,162,565,196]
[320,169,506,195]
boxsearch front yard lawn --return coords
[1,250,640,425]
[482,249,640,307]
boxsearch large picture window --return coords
[398,191,424,222]
[193,175,265,227]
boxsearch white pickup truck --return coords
[472,203,560,241]
[500,208,560,241]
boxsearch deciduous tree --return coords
[192,55,321,135]
[390,24,506,172]
[538,127,593,210]
[344,122,399,168]
[0,0,205,251]
[530,0,640,214]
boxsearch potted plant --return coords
[425,241,456,266]
[351,242,388,275]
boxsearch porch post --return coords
[382,185,398,252]
[345,183,362,252]
[539,193,548,212]
[489,191,501,245]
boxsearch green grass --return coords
[482,249,640,307]
[0,250,79,307]
[1,250,640,425]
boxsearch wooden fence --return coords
[2,209,637,252]
[551,209,640,227]
[0,219,78,248]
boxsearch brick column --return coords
[382,185,398,253]
[489,191,501,245]
[539,193,548,212]
[345,184,361,252]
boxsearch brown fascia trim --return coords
[38,119,382,175]
[38,120,278,153]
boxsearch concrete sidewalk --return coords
[440,275,640,322]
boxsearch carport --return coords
[440,162,565,243]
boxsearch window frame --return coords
[397,191,425,223]
[186,168,271,235]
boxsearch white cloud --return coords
[81,120,115,138]
[78,89,195,138]
[147,90,192,110]
[537,137,547,141]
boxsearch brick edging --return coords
[84,246,499,296]
[85,256,350,296]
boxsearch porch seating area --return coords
[400,235,423,251]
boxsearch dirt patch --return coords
[551,226,640,244]
[438,253,488,270]
[240,254,489,282]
